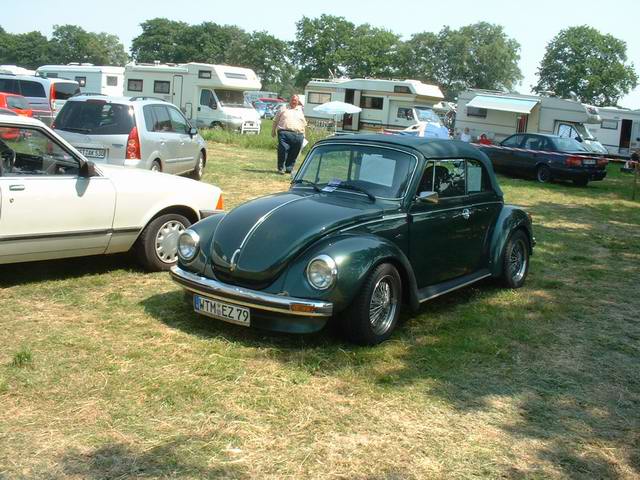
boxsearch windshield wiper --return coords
[337,182,376,202]
[58,126,91,133]
[291,179,321,192]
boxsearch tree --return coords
[534,26,638,106]
[398,23,522,100]
[130,18,189,63]
[238,31,293,91]
[342,24,401,78]
[0,31,50,69]
[293,15,356,86]
[49,25,128,65]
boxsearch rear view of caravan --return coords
[36,64,125,97]
[124,62,262,133]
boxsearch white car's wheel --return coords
[135,213,191,271]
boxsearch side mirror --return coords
[189,127,198,137]
[79,161,97,178]
[416,190,439,204]
[575,136,583,143]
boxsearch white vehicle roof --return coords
[306,77,444,100]
[0,113,46,127]
[37,65,125,75]
[0,65,35,75]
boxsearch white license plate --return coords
[78,148,106,159]
[583,159,596,165]
[193,294,250,326]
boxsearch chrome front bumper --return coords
[170,266,333,317]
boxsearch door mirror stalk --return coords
[189,127,198,138]
[80,161,98,178]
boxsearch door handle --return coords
[462,208,471,220]
[9,184,25,191]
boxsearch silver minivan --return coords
[53,95,207,179]
[0,74,79,125]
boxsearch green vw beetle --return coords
[170,135,534,345]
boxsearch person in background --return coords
[271,95,307,174]
[460,127,472,143]
[478,133,492,145]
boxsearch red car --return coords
[0,93,32,140]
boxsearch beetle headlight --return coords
[306,254,337,290]
[178,230,200,261]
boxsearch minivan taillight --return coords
[126,126,141,159]
[565,156,582,167]
[49,83,56,111]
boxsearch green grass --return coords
[0,147,639,479]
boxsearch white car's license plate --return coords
[193,294,250,326]
[78,148,106,159]
[583,159,596,165]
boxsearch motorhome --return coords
[455,89,607,153]
[36,64,124,96]
[0,65,35,76]
[303,78,444,132]
[124,62,262,133]
[587,107,640,157]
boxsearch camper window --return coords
[360,96,383,110]
[214,89,246,107]
[397,108,414,120]
[106,76,118,87]
[467,107,487,118]
[601,120,618,130]
[154,81,170,95]
[128,79,143,92]
[394,86,411,94]
[75,77,87,87]
[198,70,212,79]
[200,89,217,109]
[308,92,331,104]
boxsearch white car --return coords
[0,115,223,271]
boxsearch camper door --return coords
[197,88,218,128]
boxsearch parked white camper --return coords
[455,89,607,153]
[36,64,124,96]
[0,65,35,76]
[587,107,640,157]
[303,78,444,133]
[124,62,262,133]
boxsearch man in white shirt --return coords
[271,95,307,174]
[460,127,472,142]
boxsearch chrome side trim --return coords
[170,266,333,317]
[410,201,502,218]
[340,213,408,232]
[419,272,492,303]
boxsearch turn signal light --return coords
[215,195,224,210]
[126,126,141,159]
[565,156,582,167]
[291,304,316,313]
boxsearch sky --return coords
[3,0,640,108]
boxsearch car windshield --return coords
[554,137,589,152]
[296,144,416,199]
[414,107,442,124]
[55,101,135,135]
[214,89,248,108]
[53,82,81,100]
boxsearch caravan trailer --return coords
[303,78,444,133]
[124,62,262,133]
[36,64,124,96]
[455,89,607,154]
[587,107,640,157]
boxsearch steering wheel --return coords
[0,139,16,176]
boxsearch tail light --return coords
[49,83,56,112]
[126,126,141,159]
[597,158,609,167]
[215,195,224,210]
[565,156,582,167]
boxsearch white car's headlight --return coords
[306,254,337,290]
[178,230,200,261]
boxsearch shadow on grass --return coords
[58,437,247,479]
[0,253,141,288]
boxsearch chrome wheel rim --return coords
[509,239,527,284]
[369,275,398,335]
[155,220,185,264]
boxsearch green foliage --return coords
[534,26,638,106]
[11,347,33,368]
[398,22,523,100]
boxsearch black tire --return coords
[536,164,552,183]
[573,177,588,187]
[341,263,402,345]
[135,213,191,272]
[211,122,223,130]
[190,150,205,180]
[501,230,530,289]
[151,160,162,173]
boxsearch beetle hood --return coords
[210,191,383,287]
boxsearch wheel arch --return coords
[489,206,534,277]
[133,205,199,245]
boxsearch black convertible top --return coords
[314,134,503,197]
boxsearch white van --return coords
[455,89,607,153]
[587,107,640,157]
[36,64,125,97]
[303,77,444,133]
[124,62,262,133]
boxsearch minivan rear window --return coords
[19,80,46,98]
[55,101,135,135]
[53,82,81,100]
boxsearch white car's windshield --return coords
[296,144,416,199]
[414,107,442,124]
